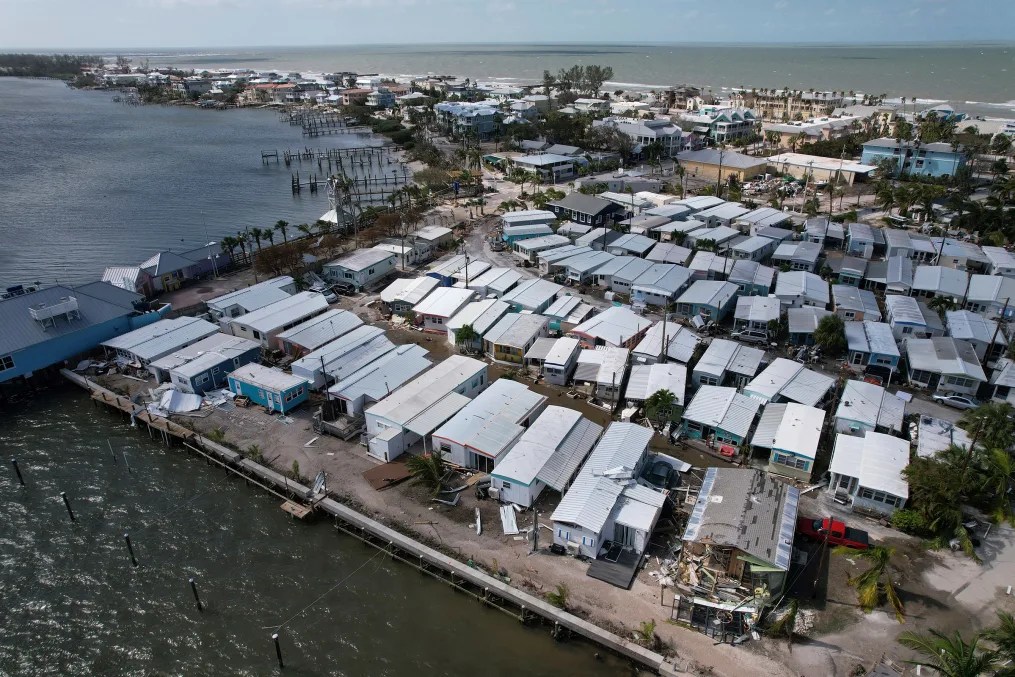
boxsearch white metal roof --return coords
[574,346,629,386]
[428,254,469,277]
[696,203,750,221]
[544,337,581,367]
[513,234,570,252]
[885,294,926,325]
[501,278,563,310]
[405,392,473,436]
[414,225,452,241]
[966,274,1015,304]
[624,363,687,405]
[830,432,909,499]
[500,209,556,225]
[982,246,1015,271]
[150,334,260,377]
[646,242,693,265]
[468,267,523,294]
[205,276,294,313]
[367,355,486,426]
[772,403,824,460]
[412,287,477,319]
[327,343,432,404]
[750,403,787,449]
[492,406,602,489]
[446,299,511,335]
[432,379,547,458]
[905,337,987,382]
[539,244,592,264]
[735,296,780,324]
[836,380,906,432]
[290,325,386,375]
[101,317,219,362]
[228,291,328,335]
[551,423,656,533]
[676,280,738,308]
[775,271,829,305]
[631,264,692,297]
[325,247,395,273]
[276,309,362,351]
[911,265,969,299]
[682,385,762,438]
[946,310,1004,345]
[561,250,617,275]
[844,321,900,358]
[609,233,656,254]
[833,285,882,320]
[523,337,557,362]
[694,339,764,378]
[543,295,581,319]
[570,306,652,346]
[744,358,834,407]
[731,235,773,255]
[451,260,492,283]
[101,266,144,291]
[229,363,307,392]
[483,313,548,349]
[380,276,441,306]
[916,416,972,459]
[787,306,832,335]
[632,321,700,364]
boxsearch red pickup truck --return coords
[796,516,870,550]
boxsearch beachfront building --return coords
[675,281,739,323]
[482,313,549,365]
[591,117,692,157]
[680,385,762,448]
[547,193,624,228]
[568,305,652,349]
[860,138,966,178]
[692,339,765,391]
[149,334,260,394]
[431,379,548,472]
[227,291,329,350]
[743,358,835,408]
[551,423,661,561]
[828,432,910,517]
[0,282,167,385]
[204,276,296,323]
[680,468,799,609]
[491,407,604,508]
[364,355,488,462]
[835,380,906,437]
[326,343,432,417]
[227,364,309,414]
[904,336,987,396]
[751,403,825,480]
[290,325,392,390]
[101,316,219,370]
[323,248,397,291]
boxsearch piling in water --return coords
[272,633,284,669]
[124,533,138,567]
[11,458,25,486]
[60,492,75,521]
[189,577,203,612]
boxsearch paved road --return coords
[903,393,964,423]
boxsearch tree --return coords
[959,402,1015,453]
[249,227,265,251]
[835,545,904,622]
[296,223,315,238]
[545,583,570,610]
[927,294,958,320]
[454,323,479,349]
[897,629,997,677]
[275,219,290,243]
[645,389,677,427]
[902,446,980,559]
[984,610,1015,665]
[406,452,448,496]
[980,448,1015,525]
[219,235,239,257]
[813,314,847,357]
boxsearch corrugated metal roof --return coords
[646,242,693,265]
[149,333,260,376]
[751,403,787,449]
[229,363,307,392]
[905,337,986,381]
[327,343,431,404]
[102,317,219,362]
[513,234,570,251]
[570,306,652,346]
[545,337,581,366]
[431,379,546,456]
[677,280,738,308]
[446,299,511,336]
[682,385,762,438]
[428,254,469,277]
[633,322,700,364]
[205,276,294,313]
[413,287,477,319]
[833,285,881,319]
[543,295,582,319]
[538,245,591,264]
[598,256,653,284]
[367,355,486,425]
[536,413,604,490]
[101,266,144,291]
[574,346,629,386]
[946,310,1004,345]
[501,278,563,311]
[735,296,780,324]
[380,276,440,305]
[325,247,395,273]
[624,363,687,405]
[291,325,386,377]
[835,380,905,432]
[682,468,799,571]
[831,432,909,499]
[912,265,969,298]
[140,251,196,276]
[524,337,557,361]
[483,313,548,349]
[609,233,655,254]
[468,267,523,294]
[631,264,691,296]
[775,271,829,304]
[229,292,329,334]
[845,321,900,357]
[745,358,834,407]
[276,309,362,351]
[787,307,832,335]
[452,261,493,282]
[406,392,473,436]
[560,250,617,275]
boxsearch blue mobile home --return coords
[228,364,309,413]
[150,334,262,394]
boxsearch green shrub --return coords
[891,508,932,537]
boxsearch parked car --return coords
[730,329,769,345]
[796,516,870,550]
[642,460,680,490]
[931,394,979,410]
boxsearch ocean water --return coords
[112,42,1015,114]
[0,390,629,676]
[0,78,366,289]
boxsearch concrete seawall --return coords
[62,369,683,676]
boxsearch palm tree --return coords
[984,610,1015,664]
[249,227,265,251]
[296,223,315,239]
[264,228,275,246]
[875,182,896,214]
[927,294,958,320]
[219,235,238,257]
[980,448,1015,524]
[454,324,479,350]
[645,389,677,428]
[959,402,1015,453]
[235,231,250,261]
[406,452,448,496]
[834,544,904,622]
[274,219,289,243]
[897,629,997,677]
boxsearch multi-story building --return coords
[861,138,966,178]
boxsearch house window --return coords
[502,481,512,489]
[368,268,375,275]
[901,326,913,335]
[198,374,210,384]
[439,443,452,456]
[212,366,220,374]
[772,452,809,471]
[0,355,13,372]
[699,375,719,386]
[843,311,856,320]
[945,376,976,388]
[253,330,261,340]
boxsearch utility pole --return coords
[988,297,1010,366]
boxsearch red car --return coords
[796,516,870,550]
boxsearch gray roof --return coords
[523,336,558,362]
[680,148,767,170]
[102,316,219,362]
[845,321,900,358]
[501,278,563,310]
[677,280,738,308]
[140,251,197,276]
[205,276,294,313]
[835,380,906,432]
[905,337,987,382]
[682,467,799,571]
[431,379,547,458]
[631,264,692,297]
[624,363,687,405]
[832,285,881,319]
[277,309,363,351]
[787,306,833,335]
[326,247,395,273]
[694,338,765,379]
[492,406,603,491]
[682,385,762,438]
[549,193,620,217]
[646,242,693,265]
[483,313,548,349]
[633,321,700,364]
[608,233,656,255]
[0,283,144,356]
[863,137,960,154]
[327,343,432,404]
[728,260,776,290]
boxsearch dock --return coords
[63,369,683,676]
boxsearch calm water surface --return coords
[0,390,630,676]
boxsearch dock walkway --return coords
[63,369,683,676]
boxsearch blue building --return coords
[861,138,966,178]
[149,334,262,394]
[675,281,739,323]
[844,321,901,376]
[0,282,166,386]
[228,363,309,413]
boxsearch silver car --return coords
[730,329,769,345]
[931,394,979,410]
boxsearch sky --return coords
[2,0,1014,49]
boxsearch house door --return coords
[614,523,635,549]
[851,351,864,365]
[927,373,940,389]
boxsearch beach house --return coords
[102,316,219,370]
[227,364,309,414]
[323,248,397,291]
[227,291,329,350]
[325,343,432,417]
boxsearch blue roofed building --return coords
[0,282,168,385]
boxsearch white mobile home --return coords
[834,380,906,437]
[743,358,835,407]
[326,343,432,417]
[491,407,603,508]
[573,347,630,401]
[445,299,511,349]
[227,291,329,350]
[751,402,825,480]
[482,313,549,365]
[380,276,441,314]
[204,276,296,324]
[277,308,362,357]
[541,337,582,385]
[692,338,765,388]
[828,432,909,517]
[323,248,397,291]
[412,287,477,333]
[102,317,220,369]
[624,362,687,407]
[365,355,488,462]
[290,325,392,390]
[631,322,700,365]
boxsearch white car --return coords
[730,329,769,345]
[931,394,979,410]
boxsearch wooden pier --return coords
[62,369,683,676]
